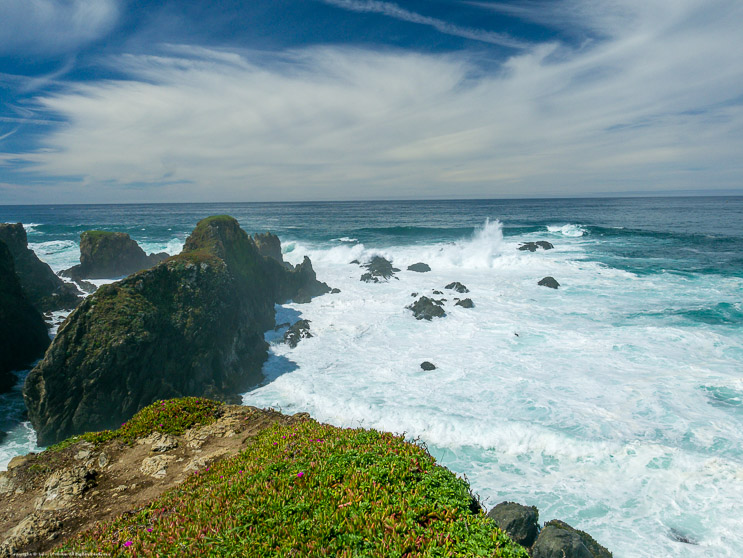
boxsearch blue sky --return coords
[1,0,742,203]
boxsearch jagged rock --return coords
[420,361,436,371]
[140,455,175,479]
[538,277,560,289]
[0,240,50,393]
[252,232,285,264]
[407,296,446,321]
[487,502,539,548]
[284,319,312,348]
[432,290,443,295]
[532,520,612,558]
[62,230,168,280]
[361,256,397,283]
[0,512,62,555]
[331,288,341,294]
[75,279,98,294]
[35,466,96,511]
[455,298,474,309]
[139,432,178,453]
[23,216,332,445]
[0,223,81,312]
[445,282,469,293]
[519,241,554,252]
[350,259,360,265]
[407,262,431,273]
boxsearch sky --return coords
[1,0,742,204]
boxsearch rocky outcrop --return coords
[455,298,474,308]
[284,319,312,348]
[407,262,431,273]
[253,232,286,266]
[361,256,399,283]
[538,277,560,289]
[407,296,445,321]
[0,223,81,313]
[487,502,539,548]
[23,216,331,445]
[420,361,436,371]
[0,240,50,393]
[62,230,168,280]
[445,281,469,293]
[519,241,554,252]
[531,520,612,558]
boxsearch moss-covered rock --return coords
[23,216,331,445]
[62,230,168,280]
[0,223,81,313]
[0,240,50,392]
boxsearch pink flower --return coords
[297,471,304,478]
[124,541,133,547]
[146,528,153,533]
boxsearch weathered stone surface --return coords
[486,501,539,548]
[35,466,96,511]
[407,262,431,273]
[455,298,474,309]
[420,361,436,371]
[139,432,178,453]
[361,256,398,283]
[140,455,175,478]
[532,520,612,558]
[62,230,168,280]
[538,276,560,289]
[0,223,81,312]
[23,216,332,445]
[445,282,469,293]
[252,232,286,265]
[284,319,312,348]
[407,296,445,321]
[0,240,50,392]
[0,512,62,556]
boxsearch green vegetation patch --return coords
[62,420,528,557]
[47,397,224,452]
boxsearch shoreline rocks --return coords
[407,262,431,273]
[407,296,445,320]
[361,256,399,283]
[445,281,469,293]
[519,241,554,252]
[284,320,312,348]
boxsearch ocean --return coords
[1,197,742,557]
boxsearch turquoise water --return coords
[1,197,742,557]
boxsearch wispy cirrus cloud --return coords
[0,0,120,55]
[319,0,529,49]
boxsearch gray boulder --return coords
[455,298,474,309]
[445,282,469,293]
[538,277,560,289]
[420,361,436,371]
[532,520,612,558]
[487,502,539,548]
[407,262,431,273]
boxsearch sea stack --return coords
[23,216,331,445]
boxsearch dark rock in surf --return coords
[455,298,474,309]
[536,241,554,250]
[75,279,98,294]
[538,277,560,289]
[669,528,698,545]
[445,282,469,294]
[284,319,312,348]
[23,216,332,445]
[420,361,436,371]
[350,259,360,265]
[407,262,431,273]
[520,241,554,252]
[531,520,612,558]
[407,296,445,321]
[432,290,443,295]
[0,223,81,313]
[62,230,168,280]
[360,256,397,283]
[331,288,341,294]
[486,502,539,548]
[0,240,50,393]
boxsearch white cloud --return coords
[12,0,743,201]
[0,0,119,55]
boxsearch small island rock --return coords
[407,262,431,273]
[284,320,312,348]
[407,296,445,321]
[445,282,469,293]
[361,256,398,283]
[538,277,560,289]
[420,361,436,371]
[455,298,474,308]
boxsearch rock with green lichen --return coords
[0,240,51,393]
[0,223,81,313]
[532,519,612,558]
[23,216,331,445]
[62,230,168,280]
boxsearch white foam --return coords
[21,223,42,234]
[547,224,587,237]
[28,240,79,273]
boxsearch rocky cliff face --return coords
[62,231,168,280]
[0,240,50,393]
[23,216,330,445]
[0,224,81,313]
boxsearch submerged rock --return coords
[0,223,81,312]
[420,361,436,371]
[407,262,431,273]
[531,520,612,558]
[62,230,168,280]
[0,240,50,393]
[407,296,445,321]
[519,241,555,252]
[669,528,698,545]
[284,319,312,348]
[445,282,469,293]
[486,502,539,548]
[331,288,341,294]
[361,256,398,283]
[23,216,331,445]
[538,276,560,289]
[455,298,474,309]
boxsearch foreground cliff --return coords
[23,216,330,445]
[0,241,50,393]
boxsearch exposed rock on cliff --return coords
[23,216,331,445]
[62,231,168,280]
[487,502,539,548]
[0,223,81,313]
[531,519,612,558]
[0,241,50,393]
[252,232,286,265]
